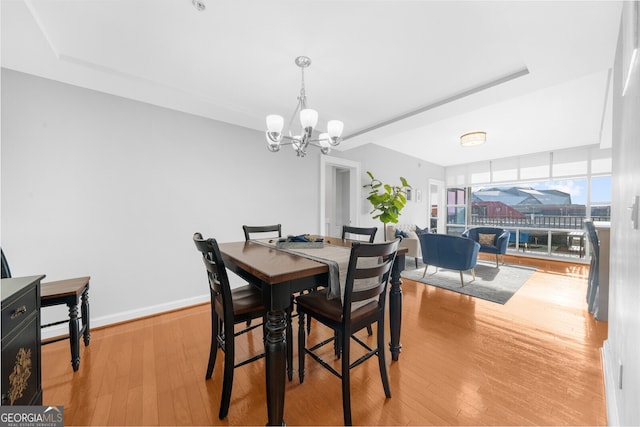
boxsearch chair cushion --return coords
[478,233,496,246]
[227,284,265,316]
[296,289,378,324]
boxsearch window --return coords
[446,176,611,261]
[446,188,467,235]
[444,146,611,261]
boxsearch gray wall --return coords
[1,69,325,331]
[604,3,640,425]
[337,143,445,238]
[1,69,445,336]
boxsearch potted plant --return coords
[363,171,411,240]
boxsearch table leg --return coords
[67,301,81,371]
[265,309,286,426]
[389,253,405,361]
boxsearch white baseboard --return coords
[602,339,619,426]
[41,293,210,340]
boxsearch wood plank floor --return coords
[41,256,608,425]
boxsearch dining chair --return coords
[242,224,282,241]
[296,239,400,426]
[1,247,91,371]
[584,220,600,313]
[341,225,377,243]
[193,233,267,419]
[340,226,378,337]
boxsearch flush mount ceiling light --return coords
[460,131,487,147]
[265,56,344,157]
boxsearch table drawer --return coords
[1,284,38,339]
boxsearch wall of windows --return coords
[445,145,612,261]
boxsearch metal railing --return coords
[467,215,610,230]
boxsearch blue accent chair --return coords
[462,227,510,267]
[418,233,480,287]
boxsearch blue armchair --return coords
[462,227,510,267]
[418,233,480,287]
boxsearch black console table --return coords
[1,275,45,406]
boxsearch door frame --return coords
[429,178,446,233]
[319,156,361,236]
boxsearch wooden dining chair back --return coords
[296,239,400,426]
[193,233,267,419]
[584,220,600,313]
[242,224,282,241]
[1,248,11,279]
[1,247,90,372]
[341,225,377,243]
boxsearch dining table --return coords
[218,236,407,426]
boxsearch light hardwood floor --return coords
[41,256,608,425]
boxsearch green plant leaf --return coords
[363,171,411,226]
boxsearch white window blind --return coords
[444,145,611,187]
[445,165,466,187]
[490,157,518,183]
[469,161,491,184]
[552,147,588,178]
[520,152,551,180]
[591,147,612,174]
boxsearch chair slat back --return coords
[1,248,11,279]
[585,220,600,258]
[193,233,233,317]
[341,226,377,243]
[342,239,399,310]
[243,224,282,241]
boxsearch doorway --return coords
[320,156,361,237]
[429,179,446,233]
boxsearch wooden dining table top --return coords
[218,236,407,285]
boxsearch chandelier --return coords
[460,131,486,147]
[265,56,344,157]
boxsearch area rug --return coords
[401,260,536,304]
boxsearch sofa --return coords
[418,233,480,287]
[462,227,510,267]
[385,224,426,268]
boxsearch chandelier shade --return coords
[266,115,284,133]
[265,56,344,157]
[460,131,487,147]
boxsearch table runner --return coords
[252,239,378,310]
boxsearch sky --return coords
[539,176,611,205]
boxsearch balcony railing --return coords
[468,215,610,230]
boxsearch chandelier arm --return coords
[287,98,304,135]
[307,140,331,155]
[278,135,296,145]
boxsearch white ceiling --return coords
[1,0,623,166]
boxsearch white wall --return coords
[1,69,323,334]
[336,143,445,239]
[603,3,640,425]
